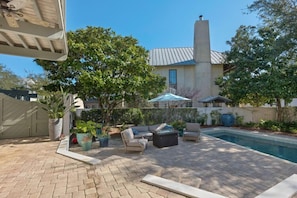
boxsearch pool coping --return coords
[56,135,101,165]
[202,127,297,165]
[203,127,297,146]
[255,174,297,198]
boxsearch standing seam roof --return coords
[149,47,225,66]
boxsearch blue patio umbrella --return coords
[149,93,191,103]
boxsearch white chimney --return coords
[193,16,212,101]
[193,17,211,63]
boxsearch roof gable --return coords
[149,47,225,66]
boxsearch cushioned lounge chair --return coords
[121,128,148,153]
[183,123,201,142]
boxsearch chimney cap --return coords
[199,15,203,20]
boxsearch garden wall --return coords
[198,107,278,125]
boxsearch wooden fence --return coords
[0,93,48,139]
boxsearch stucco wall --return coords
[211,64,223,96]
[197,107,277,125]
[154,63,224,107]
[154,65,196,90]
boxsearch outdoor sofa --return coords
[129,123,178,148]
[131,123,167,141]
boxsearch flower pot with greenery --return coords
[72,120,100,146]
[98,126,111,147]
[40,89,75,141]
[81,135,93,151]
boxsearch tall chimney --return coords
[193,16,212,101]
[193,16,211,63]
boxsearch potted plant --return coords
[97,126,111,147]
[40,88,75,141]
[171,120,186,137]
[80,135,93,151]
[72,120,99,146]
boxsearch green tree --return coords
[0,64,22,90]
[248,0,297,60]
[25,73,51,95]
[217,0,297,121]
[35,26,166,124]
[216,25,297,121]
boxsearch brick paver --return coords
[1,129,297,198]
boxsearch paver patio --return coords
[1,128,297,197]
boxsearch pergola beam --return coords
[0,17,64,39]
[0,45,67,61]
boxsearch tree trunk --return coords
[276,98,282,122]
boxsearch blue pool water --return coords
[205,130,297,163]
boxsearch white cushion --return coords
[185,123,201,132]
[122,128,134,140]
[127,139,148,148]
[149,123,167,132]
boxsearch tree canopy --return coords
[0,64,22,90]
[35,26,166,124]
[216,0,297,121]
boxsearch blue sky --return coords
[0,0,258,77]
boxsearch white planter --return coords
[48,118,63,141]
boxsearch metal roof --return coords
[149,47,225,66]
[0,0,67,61]
[198,95,231,103]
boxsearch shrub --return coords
[121,108,144,126]
[171,120,186,131]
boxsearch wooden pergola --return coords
[0,0,67,61]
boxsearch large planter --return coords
[221,114,235,127]
[98,137,109,147]
[76,133,90,146]
[48,118,63,141]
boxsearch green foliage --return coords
[217,0,297,121]
[73,120,100,137]
[171,120,186,131]
[39,88,75,119]
[198,113,208,126]
[81,109,102,123]
[141,108,198,125]
[79,108,198,126]
[35,26,166,124]
[243,119,297,134]
[248,0,297,50]
[242,122,259,128]
[218,24,297,121]
[121,108,144,126]
[235,113,244,126]
[210,110,221,125]
[0,64,22,89]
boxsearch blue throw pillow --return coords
[132,128,139,135]
[163,125,173,131]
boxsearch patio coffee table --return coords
[153,130,178,148]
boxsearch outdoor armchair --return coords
[183,123,201,142]
[121,128,148,153]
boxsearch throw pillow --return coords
[132,128,139,135]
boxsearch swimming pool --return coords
[204,129,297,163]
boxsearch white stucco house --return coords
[149,17,230,107]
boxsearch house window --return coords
[169,69,177,89]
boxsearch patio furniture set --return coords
[120,122,201,153]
